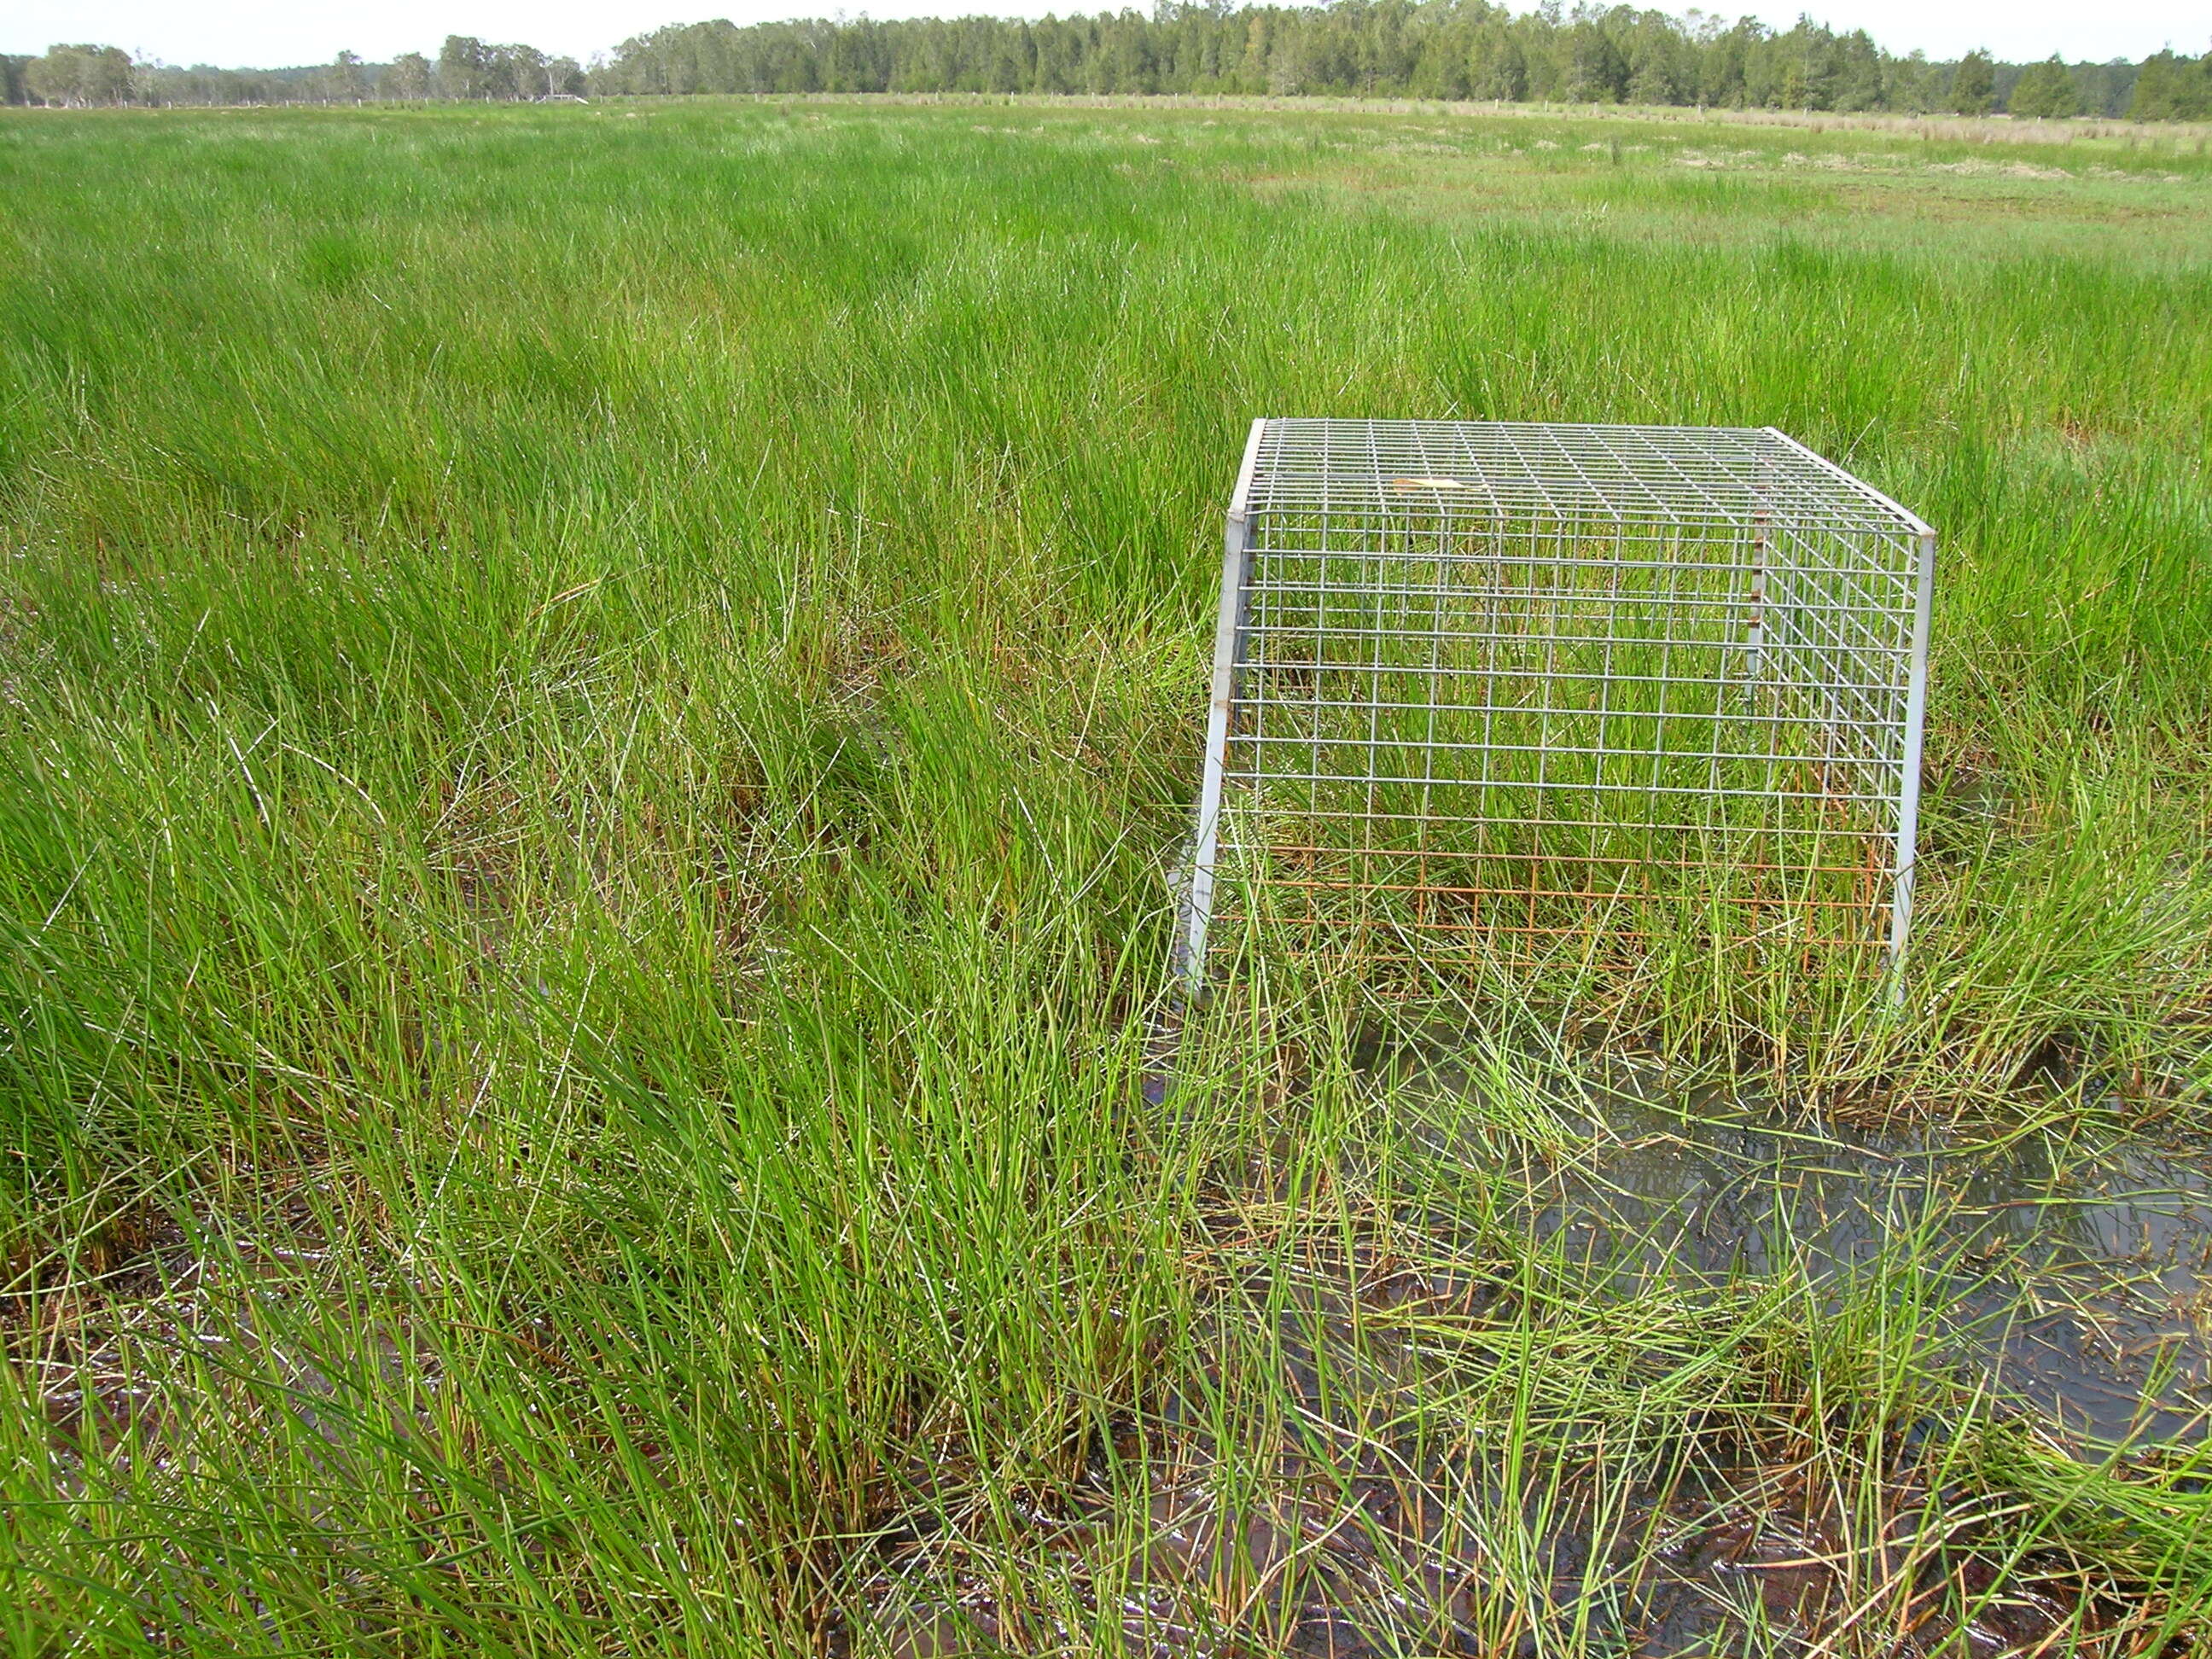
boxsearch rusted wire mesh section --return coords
[1177,420,1935,989]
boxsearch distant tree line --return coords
[5,4,2209,120]
[0,36,585,108]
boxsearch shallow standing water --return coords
[1391,1048,2212,1447]
[857,1050,2212,1657]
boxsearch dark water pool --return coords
[1389,1048,2212,1447]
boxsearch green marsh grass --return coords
[3,98,2210,1653]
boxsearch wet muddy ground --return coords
[15,1053,2204,1656]
[855,1047,2208,1656]
[860,1299,2134,1656]
[1396,1051,2212,1449]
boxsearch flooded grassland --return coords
[3,96,2209,1655]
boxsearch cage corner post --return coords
[1173,417,1269,996]
[1884,523,1938,1005]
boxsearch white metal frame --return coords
[1175,418,1936,994]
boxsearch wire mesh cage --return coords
[1175,419,1936,992]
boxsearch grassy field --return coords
[3,96,2210,1655]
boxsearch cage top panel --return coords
[1239,419,1930,537]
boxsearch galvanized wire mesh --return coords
[1177,419,1935,989]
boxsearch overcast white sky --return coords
[4,0,2205,71]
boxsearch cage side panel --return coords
[1211,504,1912,977]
